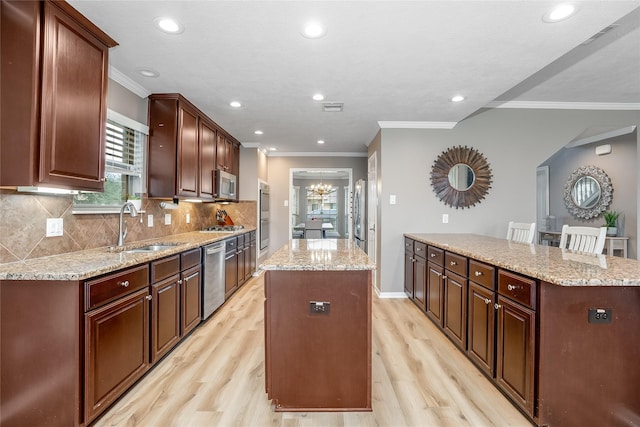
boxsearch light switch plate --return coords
[147,214,154,227]
[442,214,449,224]
[284,200,289,207]
[390,195,396,205]
[164,213,171,225]
[46,218,64,237]
[186,213,190,224]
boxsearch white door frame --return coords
[367,153,378,292]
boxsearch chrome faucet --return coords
[117,201,138,246]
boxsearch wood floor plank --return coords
[93,275,532,427]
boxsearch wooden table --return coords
[538,230,628,258]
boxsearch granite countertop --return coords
[260,239,375,271]
[405,233,640,287]
[0,228,255,281]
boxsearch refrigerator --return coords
[353,179,367,252]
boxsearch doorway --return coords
[289,168,353,240]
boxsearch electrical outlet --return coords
[588,308,612,324]
[147,214,154,227]
[309,301,330,314]
[46,218,64,237]
[164,213,171,225]
[390,194,396,205]
[186,213,190,224]
[442,214,449,224]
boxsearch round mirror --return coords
[571,176,601,208]
[448,163,475,191]
[563,165,613,219]
[431,146,492,209]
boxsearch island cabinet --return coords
[1,0,117,191]
[403,238,414,297]
[84,264,150,424]
[442,252,468,350]
[466,260,496,377]
[403,237,426,310]
[426,245,445,325]
[264,270,372,411]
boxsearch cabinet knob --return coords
[416,247,422,252]
[474,271,483,276]
[177,279,183,285]
[484,298,491,305]
[430,253,436,258]
[450,261,457,266]
[494,303,502,310]
[507,284,520,291]
[100,177,106,182]
[145,295,152,301]
[118,280,129,287]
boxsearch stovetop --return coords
[200,225,245,233]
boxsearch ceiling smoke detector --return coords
[322,102,343,112]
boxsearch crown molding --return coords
[378,121,457,129]
[109,66,151,99]
[565,125,637,148]
[267,151,368,158]
[487,100,640,110]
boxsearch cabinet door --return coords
[443,271,467,350]
[496,296,535,416]
[237,244,246,286]
[243,242,252,281]
[181,266,201,336]
[426,262,444,327]
[249,238,257,276]
[231,141,240,177]
[84,288,149,423]
[199,120,216,199]
[40,1,110,191]
[404,251,414,297]
[151,275,181,364]
[216,133,230,171]
[225,252,237,298]
[467,282,495,376]
[413,256,426,310]
[176,103,199,197]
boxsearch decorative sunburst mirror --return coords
[430,145,493,209]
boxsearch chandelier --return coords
[310,183,332,196]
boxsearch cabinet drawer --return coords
[237,233,245,246]
[85,264,149,311]
[404,237,414,252]
[249,230,256,241]
[225,237,237,252]
[498,270,536,309]
[181,248,201,271]
[414,242,427,259]
[469,260,495,290]
[427,246,444,266]
[445,252,467,277]
[151,255,180,283]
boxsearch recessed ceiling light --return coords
[254,130,264,135]
[313,93,325,101]
[543,4,577,23]
[269,147,277,151]
[317,140,325,144]
[230,101,242,108]
[154,17,184,34]
[137,68,159,78]
[302,22,327,39]
[451,95,465,102]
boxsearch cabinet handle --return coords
[474,271,483,277]
[100,177,106,182]
[450,261,457,266]
[118,280,129,287]
[184,272,199,281]
[177,279,183,285]
[430,253,436,258]
[145,295,152,301]
[442,275,447,280]
[433,271,441,277]
[483,298,491,305]
[494,303,502,310]
[507,284,520,291]
[416,247,422,252]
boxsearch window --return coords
[73,110,148,213]
[306,187,337,228]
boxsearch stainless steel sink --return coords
[124,243,181,253]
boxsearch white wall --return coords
[375,108,640,294]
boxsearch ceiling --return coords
[69,1,640,155]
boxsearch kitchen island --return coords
[404,233,640,427]
[260,239,375,411]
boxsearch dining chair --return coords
[304,220,323,239]
[506,221,537,244]
[558,224,607,254]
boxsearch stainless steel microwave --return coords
[216,170,237,200]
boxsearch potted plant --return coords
[603,211,619,236]
[126,193,142,211]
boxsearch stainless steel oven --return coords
[259,182,270,250]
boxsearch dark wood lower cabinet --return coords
[404,248,414,297]
[467,281,495,376]
[426,262,444,326]
[495,295,535,417]
[443,271,467,350]
[181,265,201,336]
[84,288,150,424]
[151,275,181,364]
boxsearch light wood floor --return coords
[93,274,532,427]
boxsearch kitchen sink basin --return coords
[124,243,182,253]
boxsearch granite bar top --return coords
[405,233,640,287]
[0,228,255,281]
[260,239,375,271]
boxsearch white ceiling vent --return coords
[322,102,344,112]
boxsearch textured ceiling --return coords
[69,1,640,154]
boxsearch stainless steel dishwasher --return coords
[202,241,225,319]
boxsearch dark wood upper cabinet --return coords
[1,0,117,191]
[199,119,217,200]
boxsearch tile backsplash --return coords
[0,189,256,264]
